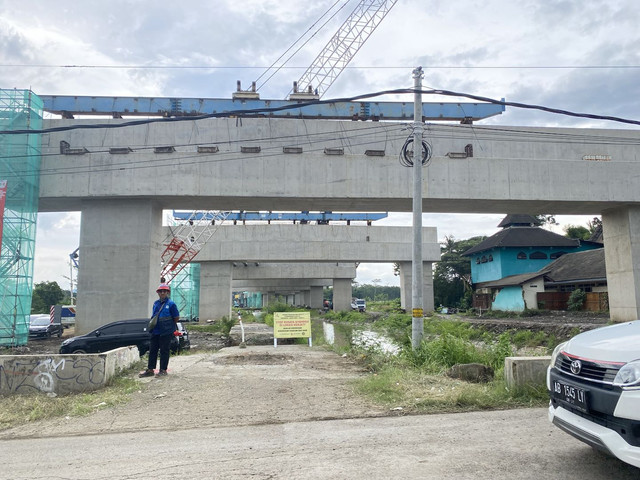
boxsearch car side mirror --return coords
[95,330,101,337]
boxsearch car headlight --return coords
[614,359,640,387]
[61,338,73,346]
[550,341,567,367]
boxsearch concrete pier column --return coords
[398,261,435,313]
[603,207,640,322]
[332,278,352,311]
[310,285,323,309]
[264,292,275,306]
[76,199,163,334]
[302,290,310,307]
[199,262,232,321]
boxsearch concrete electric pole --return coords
[411,66,424,349]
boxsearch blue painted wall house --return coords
[463,214,602,286]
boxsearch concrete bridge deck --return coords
[32,117,640,326]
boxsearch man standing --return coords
[139,283,180,378]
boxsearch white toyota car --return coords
[547,321,640,468]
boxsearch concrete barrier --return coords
[504,356,552,389]
[0,346,140,396]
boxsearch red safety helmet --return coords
[156,283,171,293]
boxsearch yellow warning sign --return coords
[273,312,312,339]
[412,308,423,317]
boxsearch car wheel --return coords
[57,331,62,338]
[72,349,87,354]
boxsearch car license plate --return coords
[553,380,588,412]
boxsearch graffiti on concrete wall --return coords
[0,356,106,394]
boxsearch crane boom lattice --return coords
[160,210,230,283]
[294,0,399,98]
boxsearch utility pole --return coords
[411,67,424,349]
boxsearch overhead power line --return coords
[5,116,640,177]
[3,64,640,70]
[2,87,639,136]
[254,0,349,91]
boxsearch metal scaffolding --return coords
[171,263,200,321]
[0,89,43,346]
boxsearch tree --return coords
[535,215,558,226]
[31,281,65,314]
[437,235,486,289]
[393,262,400,276]
[372,278,381,300]
[587,217,602,234]
[564,216,602,241]
[433,235,485,308]
[568,289,586,311]
[564,224,591,240]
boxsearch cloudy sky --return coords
[1,0,638,289]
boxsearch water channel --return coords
[312,319,401,355]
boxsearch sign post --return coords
[273,311,312,347]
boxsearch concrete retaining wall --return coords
[0,346,140,396]
[504,356,551,389]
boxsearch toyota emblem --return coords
[570,359,582,375]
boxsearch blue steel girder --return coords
[39,95,504,121]
[173,211,388,222]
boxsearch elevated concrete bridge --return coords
[186,225,438,319]
[230,262,354,312]
[36,117,640,329]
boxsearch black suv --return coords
[59,318,189,355]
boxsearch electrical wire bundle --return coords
[399,135,432,167]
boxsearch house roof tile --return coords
[463,227,579,256]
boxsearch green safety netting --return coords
[0,89,42,346]
[172,263,200,321]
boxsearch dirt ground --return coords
[3,314,636,479]
[0,313,615,440]
[457,310,610,337]
[0,344,387,439]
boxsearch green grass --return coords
[352,354,549,414]
[188,316,236,335]
[335,310,552,413]
[323,310,368,323]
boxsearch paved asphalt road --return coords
[3,408,638,479]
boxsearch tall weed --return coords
[484,332,514,371]
[324,310,367,323]
[424,318,482,341]
[402,334,482,372]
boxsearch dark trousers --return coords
[148,334,172,371]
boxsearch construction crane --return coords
[171,2,399,282]
[64,248,79,305]
[237,0,399,101]
[159,210,230,284]
[292,0,399,99]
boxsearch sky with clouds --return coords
[1,0,638,290]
